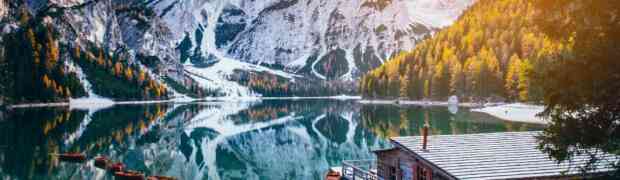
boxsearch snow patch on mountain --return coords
[151,0,473,82]
[184,53,301,97]
[407,0,473,28]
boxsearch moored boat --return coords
[114,170,145,180]
[325,168,341,180]
[109,162,125,172]
[94,156,109,169]
[146,175,177,180]
[55,153,86,162]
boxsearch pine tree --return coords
[45,33,59,71]
[114,62,123,77]
[505,54,521,100]
[124,67,134,81]
[65,87,71,98]
[73,44,81,59]
[517,58,532,101]
[423,79,430,99]
[42,75,52,89]
[97,49,105,66]
[26,28,40,64]
[138,69,146,85]
[399,71,411,99]
[449,60,465,96]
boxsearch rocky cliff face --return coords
[23,0,178,67]
[152,0,474,80]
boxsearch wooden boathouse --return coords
[341,131,618,180]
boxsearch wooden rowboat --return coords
[54,153,86,162]
[109,162,125,172]
[94,156,109,169]
[325,169,341,180]
[147,175,177,180]
[114,170,145,180]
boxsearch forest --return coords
[0,6,170,103]
[362,0,620,175]
[360,0,570,103]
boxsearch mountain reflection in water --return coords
[0,100,543,179]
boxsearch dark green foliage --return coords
[0,107,87,179]
[215,8,246,48]
[176,33,192,64]
[137,54,161,70]
[316,49,349,80]
[74,104,169,153]
[231,70,357,97]
[353,45,383,76]
[295,51,319,76]
[162,76,209,98]
[73,47,169,100]
[2,18,86,104]
[533,0,620,176]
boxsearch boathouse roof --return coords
[390,131,619,179]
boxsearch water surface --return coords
[0,100,543,179]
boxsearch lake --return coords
[0,100,543,180]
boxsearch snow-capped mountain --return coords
[2,0,473,98]
[153,0,474,80]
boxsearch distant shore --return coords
[7,95,362,109]
[358,99,485,108]
[359,99,547,124]
[471,103,547,124]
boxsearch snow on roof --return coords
[391,131,619,179]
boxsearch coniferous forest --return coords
[362,0,620,175]
[360,0,569,103]
[0,7,169,104]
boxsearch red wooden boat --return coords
[56,153,86,162]
[146,175,177,180]
[114,170,145,180]
[325,169,341,180]
[94,156,109,169]
[109,162,125,172]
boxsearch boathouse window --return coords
[388,166,397,180]
[415,164,431,180]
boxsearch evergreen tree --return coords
[517,59,532,101]
[504,54,521,100]
[449,60,465,96]
[534,0,620,176]
[399,69,411,99]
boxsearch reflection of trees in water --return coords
[227,100,360,124]
[2,101,547,179]
[360,104,544,138]
[73,104,169,154]
[315,114,349,144]
[0,107,86,179]
[0,104,171,179]
[211,112,387,180]
[169,101,384,179]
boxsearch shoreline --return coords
[7,95,362,109]
[471,103,547,124]
[358,99,485,108]
[6,96,548,125]
[359,99,547,124]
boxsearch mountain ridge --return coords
[0,0,474,103]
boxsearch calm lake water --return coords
[0,100,543,180]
